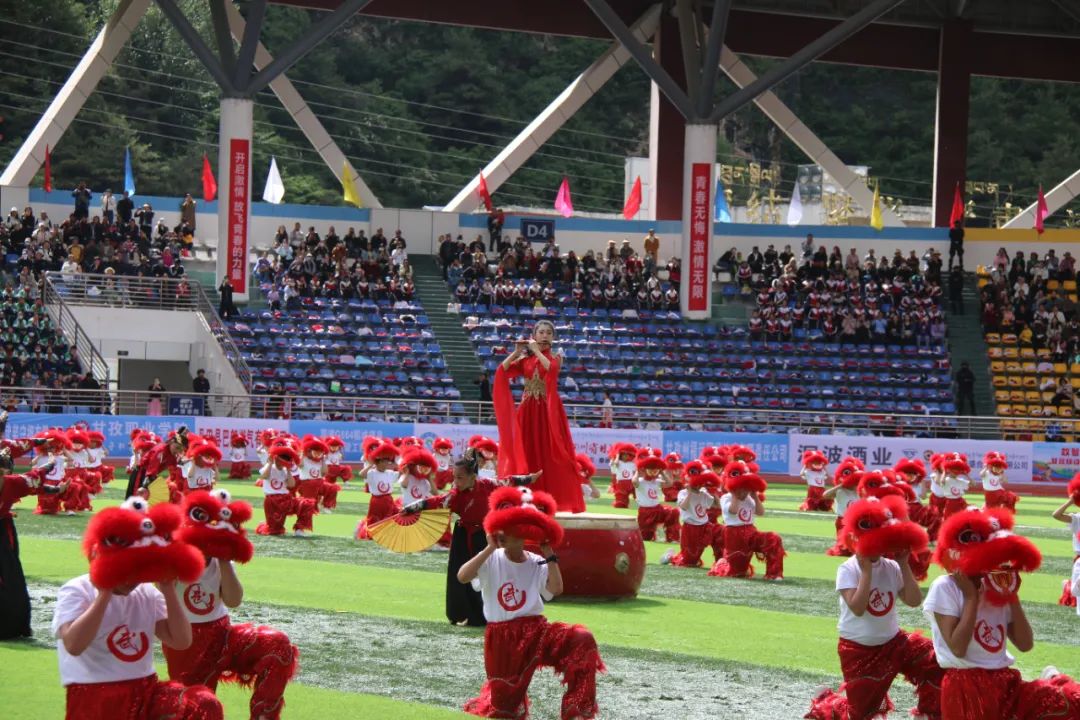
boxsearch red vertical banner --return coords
[688,162,712,312]
[227,138,249,294]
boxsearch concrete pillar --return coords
[217,98,254,303]
[649,13,687,221]
[932,19,972,227]
[681,124,716,320]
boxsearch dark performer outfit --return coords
[414,475,533,626]
[125,441,182,499]
[1,467,53,639]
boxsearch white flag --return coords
[787,180,803,226]
[262,156,285,204]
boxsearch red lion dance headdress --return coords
[933,507,1042,606]
[842,496,928,557]
[83,497,203,589]
[178,489,254,563]
[484,486,564,546]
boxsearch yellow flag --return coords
[869,184,884,231]
[342,161,362,207]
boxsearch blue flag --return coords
[714,179,731,222]
[124,147,136,196]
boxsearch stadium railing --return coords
[43,272,253,393]
[40,276,111,389]
[0,385,1065,439]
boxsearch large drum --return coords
[547,512,646,598]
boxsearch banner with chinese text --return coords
[227,138,249,294]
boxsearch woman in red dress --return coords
[493,320,585,513]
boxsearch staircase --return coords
[945,273,995,421]
[410,255,484,402]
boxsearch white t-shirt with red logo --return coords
[300,457,325,482]
[35,453,66,484]
[941,475,969,499]
[70,448,91,469]
[834,488,858,517]
[86,447,105,468]
[980,469,1005,492]
[836,557,902,646]
[476,549,552,623]
[802,468,827,488]
[929,475,946,498]
[612,460,636,483]
[677,488,713,526]
[401,475,433,504]
[367,469,396,496]
[230,447,246,463]
[52,575,166,685]
[182,462,216,491]
[435,453,452,472]
[635,478,663,508]
[923,575,1014,669]
[174,559,229,624]
[720,493,756,527]
[262,464,292,496]
[327,450,344,466]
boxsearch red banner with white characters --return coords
[688,162,711,312]
[227,138,249,294]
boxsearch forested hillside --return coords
[1,0,1077,224]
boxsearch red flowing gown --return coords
[493,351,584,513]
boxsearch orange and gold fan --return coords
[369,508,451,553]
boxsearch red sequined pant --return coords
[637,505,680,542]
[64,674,221,720]
[940,667,1080,720]
[708,524,785,579]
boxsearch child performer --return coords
[324,436,353,486]
[181,442,219,494]
[432,438,455,490]
[86,431,112,487]
[1052,474,1080,607]
[805,496,941,720]
[575,453,601,501]
[927,453,948,516]
[708,462,784,580]
[255,446,316,537]
[166,490,298,720]
[470,436,500,482]
[1,459,56,639]
[894,457,941,540]
[66,429,96,511]
[457,485,604,719]
[355,442,401,540]
[633,449,679,543]
[980,452,1018,511]
[608,442,638,509]
[823,456,864,557]
[34,430,74,516]
[663,452,684,503]
[939,455,971,519]
[298,436,338,514]
[924,506,1080,720]
[664,464,722,568]
[398,447,437,507]
[126,428,189,503]
[51,498,221,719]
[799,450,833,512]
[227,432,252,480]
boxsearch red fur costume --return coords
[35,430,83,515]
[894,457,941,542]
[324,436,353,484]
[227,432,253,480]
[708,463,785,579]
[1058,476,1080,607]
[87,431,113,484]
[931,507,1080,720]
[63,498,220,720]
[663,452,683,502]
[633,450,680,543]
[800,450,834,512]
[164,491,299,720]
[669,466,724,567]
[354,441,402,540]
[825,457,865,557]
[464,487,604,720]
[296,436,339,511]
[980,451,1019,512]
[255,447,317,536]
[432,437,455,490]
[607,442,637,509]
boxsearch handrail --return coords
[40,276,112,389]
[43,272,253,393]
[0,384,1065,439]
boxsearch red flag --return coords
[948,181,964,227]
[1035,185,1048,234]
[201,154,217,201]
[476,171,493,212]
[622,176,642,220]
[43,144,52,192]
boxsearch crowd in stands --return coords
[253,224,414,310]
[714,238,947,346]
[438,228,681,311]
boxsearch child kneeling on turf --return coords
[924,507,1080,720]
[805,496,942,720]
[708,461,784,580]
[633,448,679,542]
[52,498,221,720]
[457,486,604,720]
[665,463,723,567]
